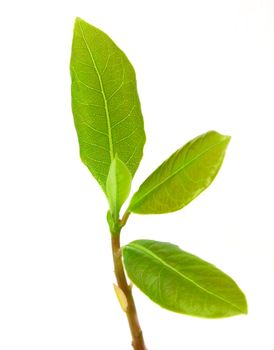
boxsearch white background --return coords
[0,0,274,349]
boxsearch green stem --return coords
[111,229,147,350]
[119,210,130,228]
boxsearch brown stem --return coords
[112,233,147,350]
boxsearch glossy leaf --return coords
[129,131,230,214]
[70,17,145,192]
[123,240,247,318]
[106,155,132,220]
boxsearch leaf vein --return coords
[81,121,108,136]
[112,105,136,129]
[115,127,139,144]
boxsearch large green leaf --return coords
[123,240,247,318]
[106,155,132,221]
[70,18,145,192]
[129,131,230,214]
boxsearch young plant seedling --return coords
[70,17,247,350]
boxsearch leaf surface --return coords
[123,240,247,318]
[106,155,132,220]
[70,17,145,191]
[129,131,230,214]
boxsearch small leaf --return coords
[123,240,247,318]
[107,210,117,234]
[70,18,146,192]
[129,131,230,214]
[113,284,128,312]
[106,155,132,220]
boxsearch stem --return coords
[111,232,147,350]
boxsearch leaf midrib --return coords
[78,21,114,160]
[128,242,243,313]
[130,137,227,209]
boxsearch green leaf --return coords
[106,155,132,221]
[70,18,146,192]
[106,210,116,233]
[123,240,247,318]
[129,131,230,214]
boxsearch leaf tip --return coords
[74,16,84,25]
[224,134,231,144]
[73,17,89,31]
